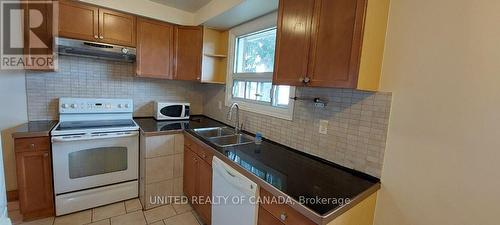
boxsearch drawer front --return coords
[184,134,213,165]
[260,189,315,225]
[197,145,214,165]
[258,206,284,225]
[15,137,50,153]
[184,134,198,150]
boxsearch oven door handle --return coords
[52,131,139,142]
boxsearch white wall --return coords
[79,0,195,25]
[0,70,28,192]
[375,0,500,224]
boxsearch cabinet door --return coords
[98,8,136,47]
[174,26,203,81]
[258,207,284,225]
[22,0,54,70]
[307,0,367,88]
[136,18,174,78]
[273,0,316,86]
[16,150,54,219]
[196,160,212,225]
[59,0,99,41]
[183,147,197,199]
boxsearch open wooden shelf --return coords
[204,53,227,58]
[201,27,229,84]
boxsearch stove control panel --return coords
[59,98,134,114]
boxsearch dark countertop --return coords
[135,116,380,223]
[11,120,58,138]
[134,116,221,136]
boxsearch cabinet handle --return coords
[299,77,304,83]
[303,76,310,84]
[30,144,35,149]
[280,212,288,221]
[43,153,49,157]
[196,77,201,80]
[94,35,98,39]
[99,36,104,39]
[201,153,206,158]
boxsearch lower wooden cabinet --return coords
[259,188,315,225]
[258,206,284,225]
[14,137,54,220]
[183,134,213,225]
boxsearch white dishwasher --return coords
[212,157,259,225]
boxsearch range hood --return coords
[55,37,136,62]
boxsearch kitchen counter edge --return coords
[11,120,58,139]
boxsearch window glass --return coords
[235,28,276,73]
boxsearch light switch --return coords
[319,120,328,134]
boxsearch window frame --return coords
[225,12,295,120]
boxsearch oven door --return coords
[51,131,139,194]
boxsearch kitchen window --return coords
[225,13,295,120]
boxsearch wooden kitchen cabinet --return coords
[59,0,136,47]
[273,0,315,86]
[98,8,136,46]
[273,0,390,91]
[259,189,315,225]
[258,206,284,225]
[58,0,99,41]
[14,137,54,220]
[183,147,198,199]
[196,158,212,224]
[136,18,174,79]
[183,134,212,225]
[22,0,55,71]
[174,26,203,81]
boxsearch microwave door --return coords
[160,105,183,118]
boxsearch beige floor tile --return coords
[149,221,165,225]
[54,210,92,225]
[8,210,23,225]
[92,202,126,221]
[19,217,54,225]
[8,201,20,211]
[87,219,110,225]
[110,211,146,225]
[163,212,200,225]
[172,203,192,215]
[143,205,176,224]
[125,198,143,213]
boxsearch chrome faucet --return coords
[227,103,240,133]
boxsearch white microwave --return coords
[154,102,190,120]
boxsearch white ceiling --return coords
[150,0,212,13]
[203,0,278,29]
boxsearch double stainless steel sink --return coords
[193,127,254,147]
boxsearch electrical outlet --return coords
[218,101,222,110]
[319,120,328,134]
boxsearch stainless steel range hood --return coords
[55,37,136,62]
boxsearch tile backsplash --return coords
[26,56,203,120]
[25,55,391,177]
[202,84,392,178]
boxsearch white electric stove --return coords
[51,98,139,216]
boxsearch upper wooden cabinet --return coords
[174,26,203,81]
[273,0,316,86]
[58,0,136,47]
[273,0,390,91]
[136,18,174,79]
[98,8,136,46]
[22,0,55,71]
